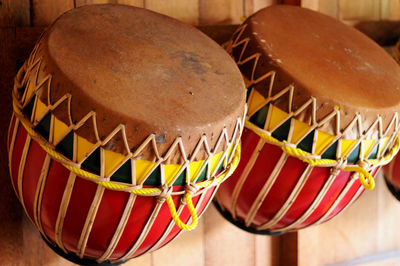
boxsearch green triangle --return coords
[297,130,315,153]
[368,145,379,160]
[34,113,51,141]
[321,140,338,159]
[81,147,101,175]
[348,143,361,164]
[143,165,161,186]
[249,103,269,129]
[55,131,74,160]
[23,96,36,120]
[272,119,291,141]
[195,164,208,182]
[110,159,132,184]
[172,169,187,186]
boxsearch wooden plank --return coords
[254,1,278,13]
[255,234,280,266]
[145,0,199,25]
[16,27,45,68]
[243,0,254,18]
[199,0,242,25]
[32,0,74,26]
[197,25,238,44]
[75,0,144,7]
[0,0,30,27]
[124,253,152,265]
[318,0,338,18]
[338,0,380,21]
[0,27,23,266]
[381,0,400,20]
[152,219,205,266]
[204,205,256,266]
[279,232,298,266]
[117,0,145,6]
[75,0,118,6]
[301,0,319,10]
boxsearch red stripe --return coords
[110,196,157,259]
[235,142,284,221]
[325,167,380,222]
[291,170,351,230]
[40,160,70,243]
[22,140,47,221]
[253,156,307,226]
[11,125,28,198]
[216,128,261,212]
[84,190,130,258]
[156,187,215,252]
[268,166,330,229]
[325,180,363,221]
[62,177,98,253]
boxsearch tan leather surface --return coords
[236,5,400,138]
[25,5,245,161]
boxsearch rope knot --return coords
[185,183,199,195]
[181,183,200,204]
[331,158,347,176]
[357,159,371,170]
[158,184,172,203]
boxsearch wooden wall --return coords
[302,0,400,21]
[2,1,400,266]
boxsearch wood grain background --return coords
[2,1,400,265]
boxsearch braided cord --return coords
[12,100,240,231]
[245,120,400,191]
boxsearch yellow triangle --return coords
[189,160,205,182]
[34,99,47,123]
[76,136,96,163]
[248,89,266,116]
[53,118,69,145]
[268,105,289,131]
[104,149,126,177]
[210,151,223,175]
[164,164,182,184]
[363,139,376,157]
[315,130,335,155]
[135,160,156,184]
[23,81,36,105]
[340,139,358,158]
[291,119,311,144]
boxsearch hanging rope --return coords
[245,120,400,191]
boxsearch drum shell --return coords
[383,155,400,199]
[8,114,216,260]
[215,128,379,232]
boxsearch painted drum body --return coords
[214,5,400,234]
[216,128,382,233]
[8,4,246,263]
[8,115,217,259]
[383,156,400,201]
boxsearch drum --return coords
[8,5,246,263]
[214,5,400,234]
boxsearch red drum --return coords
[8,5,246,263]
[214,6,400,234]
[384,155,400,201]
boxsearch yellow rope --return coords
[245,120,400,191]
[166,193,198,231]
[12,100,240,231]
